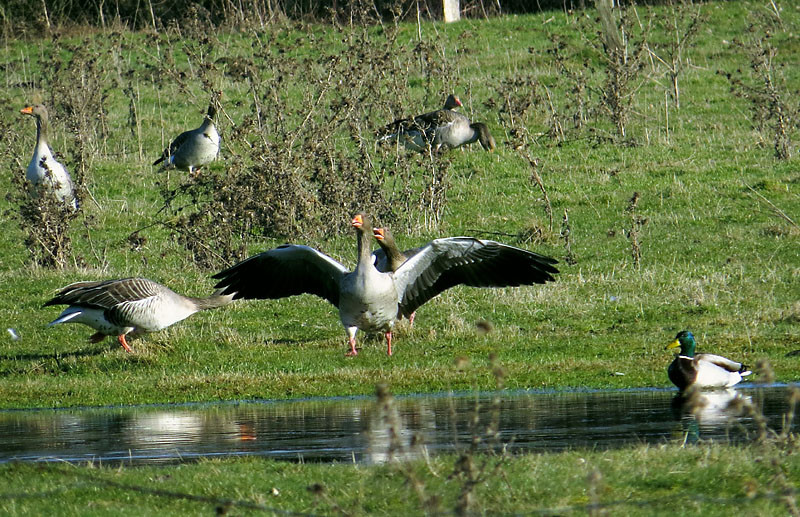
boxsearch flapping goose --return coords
[213,213,559,356]
[666,330,751,391]
[45,278,234,352]
[153,94,221,175]
[379,94,496,153]
[372,226,424,325]
[21,104,77,210]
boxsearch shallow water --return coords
[0,384,795,465]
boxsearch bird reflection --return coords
[671,387,751,443]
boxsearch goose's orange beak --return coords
[373,228,385,241]
[351,214,364,228]
[20,106,33,115]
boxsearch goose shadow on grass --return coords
[0,346,110,363]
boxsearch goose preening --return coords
[21,104,78,210]
[666,330,751,391]
[45,278,234,352]
[213,213,559,357]
[153,94,221,175]
[379,94,496,153]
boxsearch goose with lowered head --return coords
[379,94,496,153]
[45,278,234,352]
[213,213,558,356]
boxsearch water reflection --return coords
[0,385,796,466]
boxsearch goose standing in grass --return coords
[45,278,234,352]
[21,104,77,210]
[379,94,496,153]
[153,93,221,175]
[213,213,558,357]
[666,330,752,391]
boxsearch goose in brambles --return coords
[213,213,558,357]
[21,104,78,210]
[372,226,424,326]
[45,278,234,352]
[379,94,496,153]
[153,93,221,175]
[666,330,752,391]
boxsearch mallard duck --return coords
[45,278,234,352]
[666,330,751,390]
[213,213,558,357]
[153,94,221,175]
[379,94,496,153]
[21,104,77,210]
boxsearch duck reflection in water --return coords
[671,386,754,443]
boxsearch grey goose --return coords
[45,278,234,351]
[153,94,221,175]
[213,213,559,356]
[21,104,78,210]
[372,226,424,326]
[666,330,751,391]
[379,94,496,153]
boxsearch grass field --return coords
[0,1,798,513]
[1,443,799,516]
[0,0,796,409]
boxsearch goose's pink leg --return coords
[346,337,358,357]
[117,334,133,353]
[385,331,393,356]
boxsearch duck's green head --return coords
[666,330,696,356]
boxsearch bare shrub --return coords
[624,191,647,270]
[646,0,706,109]
[561,208,577,265]
[547,35,591,133]
[7,180,82,268]
[591,2,650,140]
[485,75,546,149]
[3,115,84,269]
[45,34,111,170]
[155,23,460,269]
[722,18,798,160]
[524,153,553,232]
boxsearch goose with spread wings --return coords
[213,213,559,356]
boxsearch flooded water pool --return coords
[0,384,795,465]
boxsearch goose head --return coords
[351,212,376,231]
[21,104,48,119]
[472,122,496,152]
[444,94,462,110]
[21,104,52,135]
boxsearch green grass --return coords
[1,2,799,514]
[0,1,797,409]
[1,444,798,516]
